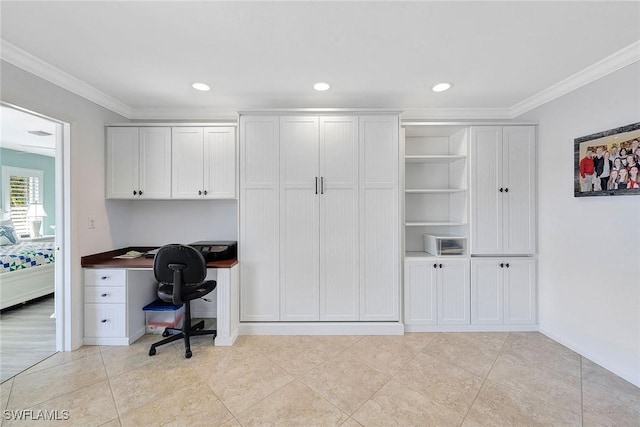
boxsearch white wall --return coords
[1,60,130,349]
[518,62,640,387]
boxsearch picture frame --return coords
[574,122,640,197]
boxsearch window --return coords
[1,166,44,237]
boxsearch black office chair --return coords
[148,244,217,358]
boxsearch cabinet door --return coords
[437,259,470,325]
[172,127,204,199]
[279,116,320,321]
[204,126,236,198]
[502,126,536,255]
[106,127,139,199]
[139,127,172,199]
[404,260,437,325]
[359,116,399,321]
[319,116,359,321]
[504,258,536,324]
[239,116,280,321]
[84,304,126,337]
[470,126,503,254]
[471,258,503,324]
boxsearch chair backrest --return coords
[153,244,207,286]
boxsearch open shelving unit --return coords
[402,124,469,258]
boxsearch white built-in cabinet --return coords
[106,125,236,200]
[172,127,236,199]
[470,126,536,255]
[240,114,399,323]
[403,123,537,331]
[471,258,536,325]
[106,127,172,199]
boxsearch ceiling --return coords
[1,1,639,120]
[0,106,57,157]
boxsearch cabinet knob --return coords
[203,190,208,195]
[139,190,143,196]
[133,190,137,196]
[198,190,202,195]
[101,319,108,323]
[500,263,504,268]
[433,263,437,268]
[101,293,108,297]
[499,188,503,192]
[504,188,509,193]
[100,276,108,280]
[506,263,510,268]
[439,264,443,268]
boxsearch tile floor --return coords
[0,332,638,426]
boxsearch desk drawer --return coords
[84,303,126,337]
[85,286,126,304]
[84,269,126,286]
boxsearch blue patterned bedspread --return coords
[0,241,55,273]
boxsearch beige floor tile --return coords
[19,346,101,376]
[422,332,505,377]
[352,379,464,427]
[462,379,581,426]
[101,335,181,377]
[300,352,389,415]
[97,419,121,427]
[488,354,582,414]
[197,349,295,415]
[3,380,117,427]
[109,361,202,416]
[1,378,12,411]
[582,357,640,396]
[340,418,364,427]
[119,380,233,427]
[259,335,361,376]
[219,417,241,427]
[7,353,107,409]
[500,332,582,377]
[392,351,484,415]
[236,380,349,427]
[336,335,421,377]
[582,376,640,426]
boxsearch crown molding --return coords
[510,40,640,118]
[0,39,133,118]
[401,108,511,120]
[130,107,239,121]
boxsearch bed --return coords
[0,240,55,310]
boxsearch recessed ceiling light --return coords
[192,82,210,91]
[432,83,452,92]
[313,82,331,91]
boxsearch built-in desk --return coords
[81,247,238,347]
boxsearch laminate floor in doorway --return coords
[0,294,56,383]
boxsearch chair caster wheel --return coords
[162,331,170,337]
[149,348,156,356]
[185,350,192,359]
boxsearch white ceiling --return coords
[1,1,639,120]
[0,106,57,157]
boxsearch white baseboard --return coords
[405,324,539,333]
[539,327,640,388]
[239,322,405,336]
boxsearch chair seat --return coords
[158,280,216,303]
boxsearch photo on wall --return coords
[574,121,640,197]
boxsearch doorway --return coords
[0,104,68,382]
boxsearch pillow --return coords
[0,220,20,245]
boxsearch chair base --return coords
[148,319,216,358]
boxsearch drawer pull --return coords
[101,319,108,323]
[101,276,108,280]
[101,293,108,297]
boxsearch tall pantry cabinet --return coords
[239,114,399,323]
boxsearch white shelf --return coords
[405,251,469,259]
[405,189,466,194]
[405,155,466,163]
[405,222,468,227]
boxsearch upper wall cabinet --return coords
[106,127,172,199]
[172,127,236,199]
[470,126,536,255]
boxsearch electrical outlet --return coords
[88,217,96,229]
